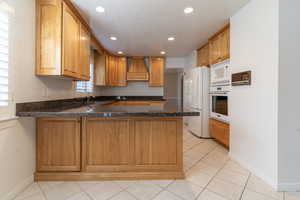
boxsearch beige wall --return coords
[0,0,100,199]
[164,70,183,100]
[230,0,279,189]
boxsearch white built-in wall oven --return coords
[210,84,230,123]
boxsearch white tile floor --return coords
[15,128,300,200]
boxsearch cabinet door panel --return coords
[79,24,91,80]
[197,43,209,67]
[149,57,164,87]
[106,56,127,86]
[209,25,230,65]
[209,119,229,148]
[209,36,220,65]
[62,3,80,78]
[36,0,62,75]
[84,118,132,172]
[37,118,81,172]
[220,27,230,60]
[134,118,182,170]
[116,57,127,86]
[94,52,106,86]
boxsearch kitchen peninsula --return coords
[17,97,199,181]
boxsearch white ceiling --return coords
[71,0,249,57]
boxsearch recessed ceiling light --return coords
[160,51,166,55]
[168,37,175,41]
[118,51,123,54]
[184,7,194,14]
[96,6,105,13]
[110,36,117,41]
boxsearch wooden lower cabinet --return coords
[209,118,230,148]
[36,118,81,172]
[35,117,184,181]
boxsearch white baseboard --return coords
[229,153,278,190]
[277,183,300,192]
[2,175,34,200]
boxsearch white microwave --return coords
[211,61,231,86]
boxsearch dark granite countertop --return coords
[16,97,200,117]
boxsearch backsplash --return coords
[98,82,163,96]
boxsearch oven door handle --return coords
[209,92,228,95]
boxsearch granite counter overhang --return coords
[16,99,200,118]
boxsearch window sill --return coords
[0,116,19,131]
[0,116,19,122]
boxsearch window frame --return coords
[0,2,14,118]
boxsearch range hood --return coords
[127,57,149,81]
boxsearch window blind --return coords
[0,10,9,106]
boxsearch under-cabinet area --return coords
[36,117,184,181]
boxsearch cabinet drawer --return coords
[209,118,229,148]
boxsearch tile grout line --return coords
[76,182,100,200]
[149,180,185,200]
[238,172,251,200]
[194,153,229,200]
[106,185,137,200]
[184,144,219,173]
[36,182,49,200]
[165,133,220,200]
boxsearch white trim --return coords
[0,116,17,131]
[229,152,278,190]
[277,183,300,192]
[0,116,18,122]
[1,175,34,200]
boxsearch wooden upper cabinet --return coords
[220,26,230,61]
[62,2,80,78]
[36,0,91,81]
[197,43,209,67]
[116,57,127,86]
[36,0,62,75]
[106,55,127,86]
[209,24,230,65]
[149,57,165,87]
[79,24,91,81]
[94,51,107,86]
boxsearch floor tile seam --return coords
[124,186,160,200]
[214,171,250,187]
[76,182,99,200]
[106,186,137,200]
[245,187,283,200]
[194,155,229,200]
[244,174,283,199]
[206,188,232,200]
[238,172,251,200]
[14,183,40,200]
[36,183,48,200]
[185,145,220,172]
[221,167,251,177]
[54,182,89,200]
[165,187,194,200]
